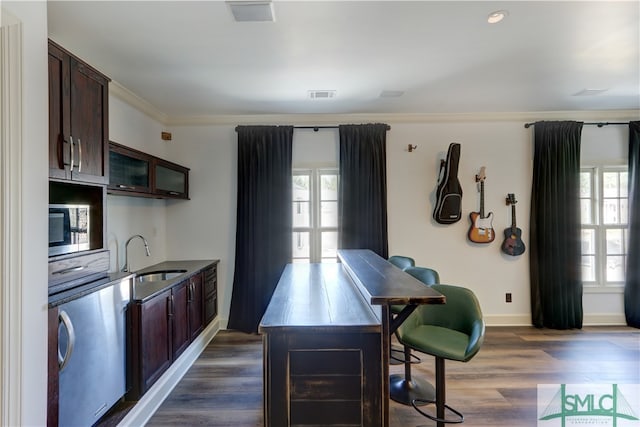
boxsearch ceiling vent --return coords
[227,1,275,22]
[573,88,609,96]
[308,90,336,100]
[380,90,405,98]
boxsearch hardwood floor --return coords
[146,326,639,427]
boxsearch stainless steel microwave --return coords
[49,204,91,257]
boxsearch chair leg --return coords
[436,357,446,427]
[411,357,464,425]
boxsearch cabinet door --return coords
[68,56,109,184]
[108,142,152,194]
[204,266,218,325]
[171,281,190,359]
[188,273,204,340]
[139,289,172,395]
[48,43,71,180]
[153,158,189,199]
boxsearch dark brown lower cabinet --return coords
[171,281,190,359]
[128,288,172,399]
[188,273,204,341]
[203,265,217,325]
[128,268,214,400]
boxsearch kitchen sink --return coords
[136,269,187,283]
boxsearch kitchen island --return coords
[259,249,445,427]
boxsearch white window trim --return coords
[581,165,628,294]
[292,168,338,263]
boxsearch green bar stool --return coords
[397,284,485,427]
[389,266,440,406]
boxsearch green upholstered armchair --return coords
[396,284,485,426]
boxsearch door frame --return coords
[0,10,24,427]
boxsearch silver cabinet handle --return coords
[118,184,134,189]
[69,136,75,171]
[52,265,86,275]
[58,310,75,372]
[77,138,82,172]
[169,191,180,196]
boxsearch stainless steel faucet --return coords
[122,234,151,272]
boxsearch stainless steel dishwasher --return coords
[57,277,130,427]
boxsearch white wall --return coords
[107,96,169,272]
[2,2,49,426]
[155,119,631,327]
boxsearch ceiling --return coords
[47,1,640,120]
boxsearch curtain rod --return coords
[234,124,391,132]
[524,121,629,129]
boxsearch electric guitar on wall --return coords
[501,193,526,256]
[468,167,495,243]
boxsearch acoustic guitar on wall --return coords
[468,167,495,244]
[501,193,526,256]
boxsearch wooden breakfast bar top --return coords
[259,249,445,427]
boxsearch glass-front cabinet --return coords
[108,141,189,199]
[153,158,189,199]
[109,142,152,194]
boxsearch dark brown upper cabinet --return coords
[48,40,110,185]
[108,141,190,200]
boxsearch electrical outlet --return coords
[506,293,512,303]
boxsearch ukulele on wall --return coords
[501,193,526,256]
[468,167,495,243]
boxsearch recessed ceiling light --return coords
[308,90,336,100]
[227,1,275,22]
[487,10,508,24]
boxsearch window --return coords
[580,166,628,287]
[292,169,339,263]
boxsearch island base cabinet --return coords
[263,332,382,427]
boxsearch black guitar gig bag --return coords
[433,143,463,224]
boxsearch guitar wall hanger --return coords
[407,144,417,152]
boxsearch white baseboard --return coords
[484,313,628,327]
[117,319,220,427]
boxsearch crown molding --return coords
[109,81,168,124]
[108,84,639,127]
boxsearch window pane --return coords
[579,172,591,198]
[620,172,628,195]
[606,256,625,282]
[620,198,628,224]
[581,229,596,255]
[606,229,624,254]
[321,231,338,261]
[293,175,310,201]
[320,201,338,227]
[293,201,310,227]
[602,172,619,197]
[292,232,309,260]
[603,199,619,224]
[320,174,338,201]
[581,256,596,282]
[580,199,592,224]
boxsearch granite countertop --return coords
[132,259,218,302]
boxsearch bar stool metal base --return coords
[389,374,435,406]
[411,398,464,425]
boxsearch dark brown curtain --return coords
[529,121,583,329]
[228,125,293,333]
[625,121,640,328]
[338,123,389,258]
